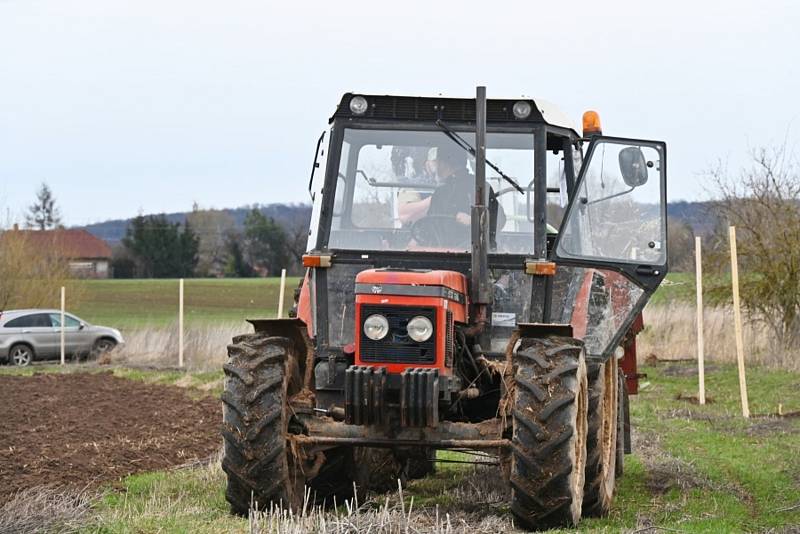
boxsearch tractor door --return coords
[551,136,667,360]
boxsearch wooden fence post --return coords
[729,226,750,418]
[60,286,66,366]
[277,269,287,319]
[695,237,706,405]
[178,278,184,368]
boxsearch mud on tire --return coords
[221,334,302,515]
[511,336,589,531]
[582,357,618,517]
[221,333,357,515]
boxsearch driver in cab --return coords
[407,143,505,248]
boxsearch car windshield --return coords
[329,128,538,254]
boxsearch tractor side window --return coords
[350,145,399,229]
[545,148,568,229]
[557,140,665,265]
[329,140,350,236]
[485,135,535,254]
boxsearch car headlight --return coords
[363,314,389,340]
[406,316,433,342]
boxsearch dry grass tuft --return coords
[0,486,95,534]
[640,303,799,371]
[111,322,244,371]
[249,476,517,534]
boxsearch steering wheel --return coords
[410,215,470,248]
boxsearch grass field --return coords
[4,361,797,532]
[5,272,800,532]
[70,278,301,329]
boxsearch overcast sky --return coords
[1,0,798,226]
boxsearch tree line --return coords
[114,206,307,279]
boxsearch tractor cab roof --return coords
[331,92,578,135]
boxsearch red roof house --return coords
[6,228,113,279]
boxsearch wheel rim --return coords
[11,347,31,366]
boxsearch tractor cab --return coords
[223,89,668,530]
[299,92,666,381]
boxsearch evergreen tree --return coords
[122,215,199,278]
[26,183,62,230]
[243,209,289,276]
[224,235,254,277]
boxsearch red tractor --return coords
[222,88,666,530]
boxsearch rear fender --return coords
[248,318,315,390]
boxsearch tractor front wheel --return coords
[510,336,589,530]
[221,334,304,515]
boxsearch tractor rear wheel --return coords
[582,358,618,517]
[510,336,589,531]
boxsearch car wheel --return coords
[91,338,117,358]
[10,345,33,367]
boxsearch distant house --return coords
[8,228,113,279]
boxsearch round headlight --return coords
[349,96,368,115]
[407,316,433,342]
[512,100,532,119]
[363,314,389,340]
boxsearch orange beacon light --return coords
[582,110,602,137]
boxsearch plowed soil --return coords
[0,372,221,497]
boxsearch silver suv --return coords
[0,309,125,366]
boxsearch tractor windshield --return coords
[329,128,538,254]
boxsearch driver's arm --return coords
[397,191,432,224]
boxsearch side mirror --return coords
[79,322,86,330]
[618,147,649,187]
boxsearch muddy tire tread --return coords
[511,336,588,531]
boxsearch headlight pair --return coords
[362,314,433,342]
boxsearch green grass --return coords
[621,363,800,532]
[649,271,694,306]
[87,464,238,533]
[65,362,800,533]
[70,277,300,329]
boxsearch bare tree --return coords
[25,183,62,230]
[186,207,236,277]
[666,216,696,272]
[0,230,79,310]
[707,145,800,347]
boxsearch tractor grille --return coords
[445,310,454,368]
[359,305,437,364]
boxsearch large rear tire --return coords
[510,336,589,531]
[582,357,618,517]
